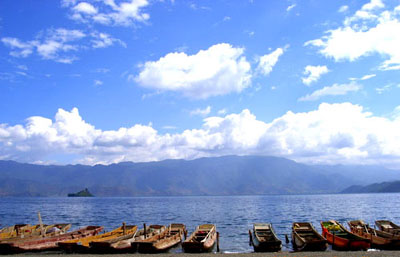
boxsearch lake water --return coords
[1,193,399,253]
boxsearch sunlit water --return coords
[1,193,399,253]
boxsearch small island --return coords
[67,188,94,197]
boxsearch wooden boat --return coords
[320,220,370,251]
[58,224,137,253]
[0,224,33,240]
[249,223,281,252]
[182,224,217,253]
[0,224,71,241]
[90,224,163,253]
[375,220,400,235]
[0,226,103,254]
[349,220,400,249]
[135,224,186,253]
[292,222,327,251]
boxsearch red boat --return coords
[0,226,103,254]
[321,220,370,251]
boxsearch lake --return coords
[1,193,399,253]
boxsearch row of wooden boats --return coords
[249,220,400,252]
[0,223,219,254]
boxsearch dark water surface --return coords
[1,193,399,253]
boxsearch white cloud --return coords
[2,103,400,167]
[1,28,124,63]
[73,2,98,14]
[298,82,362,101]
[218,109,227,115]
[65,0,150,26]
[301,65,329,85]
[257,47,285,76]
[1,38,34,57]
[91,32,126,48]
[338,5,349,13]
[17,65,28,71]
[135,43,252,99]
[361,0,384,11]
[360,74,376,80]
[305,1,400,71]
[376,84,394,94]
[287,4,296,12]
[94,80,103,86]
[190,106,211,117]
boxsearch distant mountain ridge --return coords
[341,181,400,193]
[0,155,399,197]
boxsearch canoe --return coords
[320,220,370,251]
[182,224,217,253]
[58,224,137,253]
[249,223,281,252]
[0,226,103,254]
[349,220,400,249]
[292,222,327,251]
[135,224,186,253]
[375,220,400,235]
[0,224,71,241]
[90,224,163,253]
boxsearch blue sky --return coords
[1,0,400,167]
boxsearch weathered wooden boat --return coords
[321,220,370,251]
[249,223,281,252]
[349,220,400,249]
[135,224,186,253]
[58,224,137,253]
[0,226,103,254]
[0,224,71,242]
[0,225,33,240]
[292,222,327,251]
[182,224,218,253]
[90,224,163,253]
[375,220,400,235]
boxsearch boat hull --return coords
[321,222,369,251]
[0,226,102,254]
[251,230,281,252]
[182,224,217,253]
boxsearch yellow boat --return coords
[0,225,33,240]
[58,224,137,253]
[0,224,71,241]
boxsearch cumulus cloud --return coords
[305,0,400,71]
[135,43,252,99]
[64,0,150,26]
[257,47,285,76]
[298,82,362,101]
[2,103,400,167]
[1,28,124,63]
[302,65,329,85]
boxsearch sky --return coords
[1,0,400,167]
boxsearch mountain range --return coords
[0,155,399,197]
[341,181,400,194]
